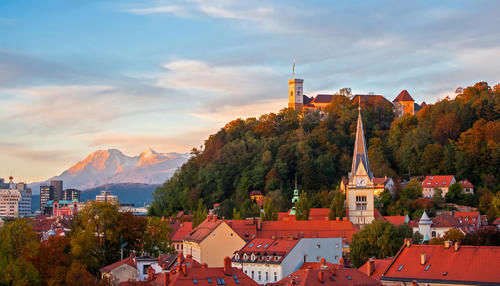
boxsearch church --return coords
[346,99,377,225]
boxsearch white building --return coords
[410,211,464,242]
[231,237,343,285]
[0,177,32,217]
[96,190,118,204]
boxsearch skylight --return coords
[193,279,198,284]
[208,278,212,283]
[425,264,431,271]
[264,244,269,248]
[397,265,404,271]
[248,243,254,248]
[256,244,262,248]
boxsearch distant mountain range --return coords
[29,148,189,194]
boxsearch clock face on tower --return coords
[356,177,366,186]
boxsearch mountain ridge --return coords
[29,148,189,194]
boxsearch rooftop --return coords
[382,243,500,284]
[393,90,415,102]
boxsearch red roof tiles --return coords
[384,216,406,226]
[359,258,392,280]
[312,94,335,103]
[170,222,193,242]
[422,175,455,188]
[101,256,136,273]
[382,244,500,284]
[459,180,474,189]
[269,261,380,286]
[393,90,414,102]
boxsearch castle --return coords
[288,76,426,117]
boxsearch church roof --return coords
[393,90,414,102]
[350,101,372,180]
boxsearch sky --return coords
[1,0,499,182]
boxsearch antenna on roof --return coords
[358,95,362,112]
[294,174,298,190]
[292,59,296,78]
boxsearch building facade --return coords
[0,177,31,217]
[422,175,456,198]
[347,100,376,226]
[50,180,64,201]
[63,189,81,201]
[288,78,304,111]
[232,237,343,285]
[96,190,119,204]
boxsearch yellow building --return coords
[288,78,304,111]
[392,90,415,118]
[183,216,246,267]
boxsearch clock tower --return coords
[288,78,304,112]
[347,98,376,226]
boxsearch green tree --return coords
[0,219,40,285]
[295,191,310,221]
[445,183,464,203]
[141,217,174,257]
[431,188,444,208]
[375,188,393,216]
[328,191,345,220]
[193,199,208,228]
[260,197,278,221]
[233,208,241,220]
[350,221,413,267]
[70,201,121,274]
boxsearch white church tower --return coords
[347,98,376,225]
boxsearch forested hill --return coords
[149,82,500,218]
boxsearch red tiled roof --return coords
[249,190,263,196]
[225,219,258,240]
[312,94,334,103]
[373,177,390,185]
[278,208,331,221]
[422,175,455,188]
[459,180,474,188]
[359,258,392,280]
[493,218,500,225]
[393,90,414,102]
[453,211,481,229]
[420,101,427,107]
[233,238,299,263]
[269,261,380,286]
[101,256,136,273]
[303,95,313,105]
[170,222,193,242]
[382,244,500,284]
[183,217,224,243]
[257,220,359,243]
[384,216,406,226]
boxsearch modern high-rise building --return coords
[0,177,32,217]
[50,180,64,201]
[40,185,54,212]
[63,189,81,202]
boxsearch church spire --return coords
[350,96,372,180]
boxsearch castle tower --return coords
[392,90,415,118]
[288,78,304,111]
[347,98,376,226]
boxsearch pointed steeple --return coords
[350,97,373,180]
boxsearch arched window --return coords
[432,231,436,238]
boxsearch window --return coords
[397,265,404,271]
[317,244,321,248]
[274,272,277,281]
[258,271,261,281]
[266,272,269,281]
[251,271,254,279]
[356,195,367,211]
[193,279,198,284]
[248,243,254,248]
[432,231,436,238]
[335,243,339,248]
[425,265,431,271]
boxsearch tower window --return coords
[355,195,367,211]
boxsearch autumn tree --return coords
[140,217,174,257]
[70,201,122,274]
[328,190,345,220]
[0,219,40,285]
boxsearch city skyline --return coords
[1,0,500,182]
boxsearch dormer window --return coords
[243,254,248,261]
[251,254,256,261]
[235,254,240,260]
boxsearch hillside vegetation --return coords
[149,82,500,219]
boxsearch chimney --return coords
[201,263,208,269]
[223,256,232,275]
[405,238,412,247]
[342,217,347,221]
[339,257,344,268]
[186,254,192,259]
[367,259,375,276]
[454,242,460,252]
[257,218,262,230]
[291,278,296,285]
[336,217,340,221]
[318,270,325,283]
[420,252,426,265]
[444,241,451,249]
[177,253,183,264]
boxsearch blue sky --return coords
[1,0,499,182]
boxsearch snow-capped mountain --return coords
[29,148,189,193]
